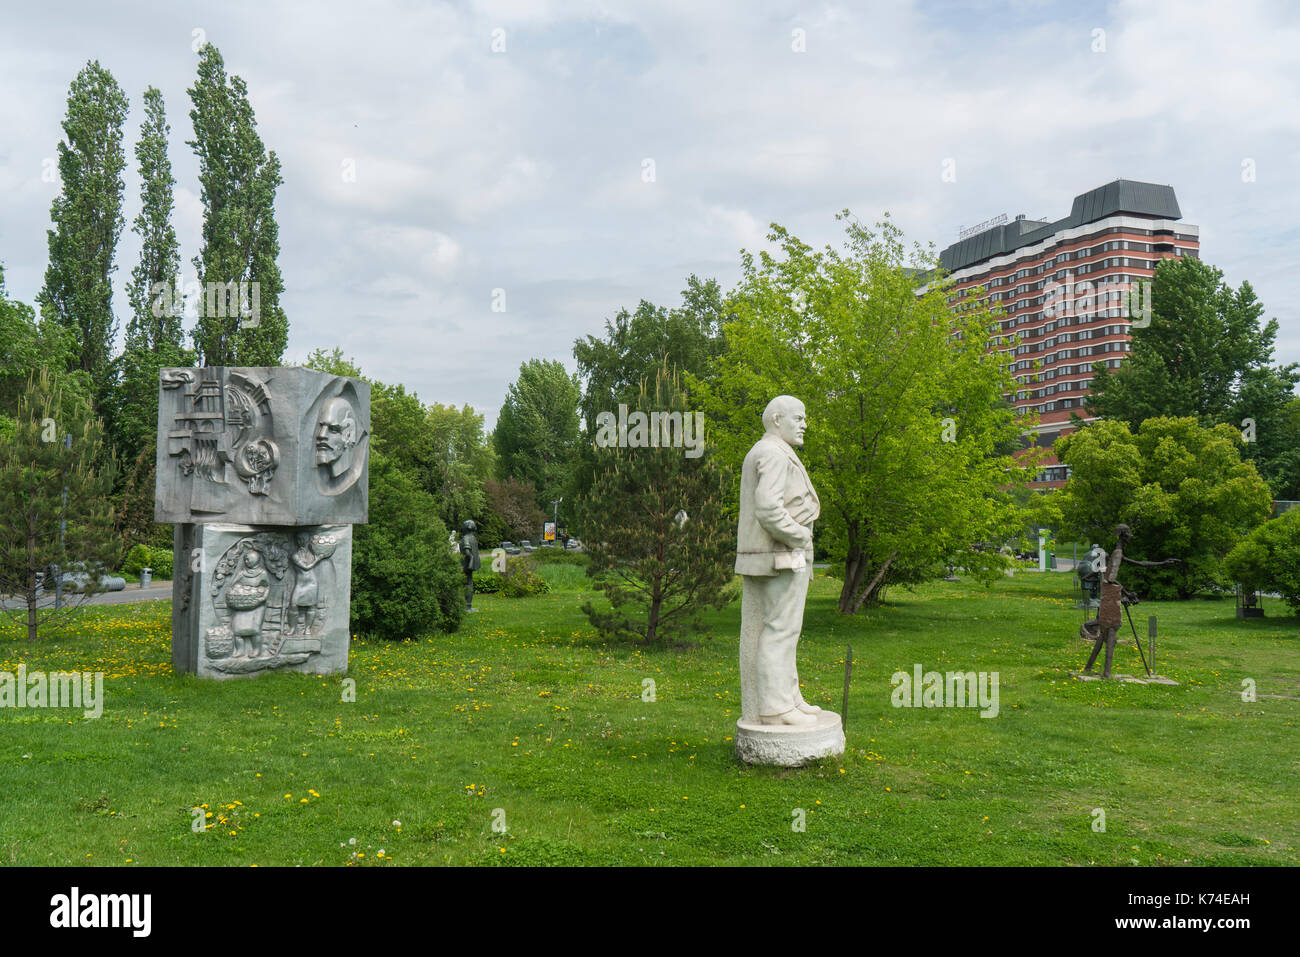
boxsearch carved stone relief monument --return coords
[172,524,352,677]
[733,396,845,766]
[155,367,369,526]
[158,367,369,679]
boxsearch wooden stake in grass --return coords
[841,645,853,733]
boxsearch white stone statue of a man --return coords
[734,396,843,765]
[737,395,820,725]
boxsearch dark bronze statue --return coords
[1080,524,1179,678]
[460,520,481,612]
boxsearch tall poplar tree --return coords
[38,60,129,411]
[188,43,288,365]
[115,86,187,467]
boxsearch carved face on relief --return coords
[315,397,359,476]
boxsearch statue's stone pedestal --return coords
[172,523,352,679]
[735,711,845,767]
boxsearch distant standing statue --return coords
[460,520,481,612]
[1077,542,1105,602]
[1081,524,1179,678]
[733,396,844,766]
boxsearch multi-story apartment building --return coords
[935,179,1200,487]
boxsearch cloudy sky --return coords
[1,0,1297,427]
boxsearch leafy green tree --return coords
[492,359,581,508]
[481,476,545,544]
[1225,508,1300,614]
[1054,417,1272,598]
[0,265,85,418]
[188,43,287,365]
[350,451,464,640]
[427,402,493,531]
[301,350,466,635]
[38,60,129,411]
[303,347,362,379]
[0,368,119,641]
[577,364,735,644]
[694,214,1034,613]
[1234,369,1300,499]
[1088,256,1299,495]
[571,276,725,507]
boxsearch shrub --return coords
[351,452,465,639]
[473,555,550,598]
[473,571,504,594]
[122,544,151,575]
[122,544,174,579]
[147,545,173,579]
[1225,508,1300,613]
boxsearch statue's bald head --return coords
[762,395,807,446]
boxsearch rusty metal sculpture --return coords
[1080,524,1179,678]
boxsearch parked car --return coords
[500,541,522,556]
[519,540,535,552]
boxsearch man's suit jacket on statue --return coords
[735,434,820,576]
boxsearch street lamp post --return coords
[54,433,71,611]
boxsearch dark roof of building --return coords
[937,179,1182,274]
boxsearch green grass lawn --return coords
[0,569,1295,866]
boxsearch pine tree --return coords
[577,363,735,645]
[188,43,287,366]
[38,60,129,412]
[0,368,119,641]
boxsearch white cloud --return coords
[0,0,1297,424]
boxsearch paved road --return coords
[1,581,173,610]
